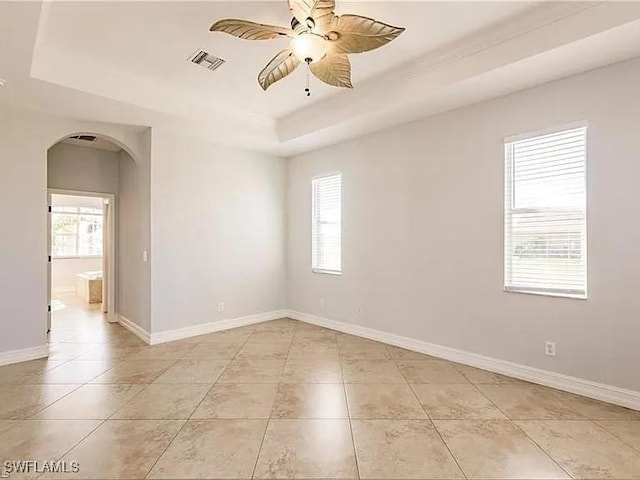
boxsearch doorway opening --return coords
[46,133,130,342]
[48,191,115,339]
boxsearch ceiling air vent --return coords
[188,50,226,72]
[69,135,97,142]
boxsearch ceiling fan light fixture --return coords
[209,0,405,90]
[289,33,327,63]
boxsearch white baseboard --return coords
[52,286,76,294]
[286,310,640,411]
[150,310,290,345]
[0,344,49,367]
[117,315,151,345]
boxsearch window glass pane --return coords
[79,214,102,236]
[52,234,77,257]
[78,235,102,256]
[52,214,77,235]
[51,203,104,257]
[512,129,585,209]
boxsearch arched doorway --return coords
[46,133,136,340]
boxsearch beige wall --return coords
[47,143,120,194]
[0,104,149,353]
[0,104,283,351]
[118,140,152,331]
[287,57,640,392]
[150,129,287,333]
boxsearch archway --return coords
[46,133,137,340]
[47,131,140,165]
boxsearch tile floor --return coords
[1,294,639,479]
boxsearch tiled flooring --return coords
[1,296,640,479]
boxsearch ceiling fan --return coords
[209,0,405,93]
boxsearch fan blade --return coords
[258,49,301,90]
[210,19,293,40]
[328,15,405,54]
[309,53,352,88]
[288,0,336,33]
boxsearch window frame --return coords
[51,206,104,259]
[503,121,588,300]
[311,172,343,275]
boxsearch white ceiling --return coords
[2,1,640,156]
[36,1,535,119]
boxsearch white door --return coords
[47,192,52,333]
[102,199,109,313]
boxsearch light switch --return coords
[142,250,148,262]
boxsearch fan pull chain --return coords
[305,60,311,97]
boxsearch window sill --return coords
[312,269,342,276]
[52,256,102,260]
[504,287,587,300]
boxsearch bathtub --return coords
[76,271,103,304]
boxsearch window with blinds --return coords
[51,206,104,258]
[504,125,587,298]
[312,173,342,274]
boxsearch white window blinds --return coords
[504,125,587,298]
[312,173,342,274]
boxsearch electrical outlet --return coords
[142,250,148,262]
[545,341,556,357]
[318,298,325,308]
[217,302,224,313]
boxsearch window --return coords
[52,206,103,258]
[504,125,587,298]
[312,173,342,274]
